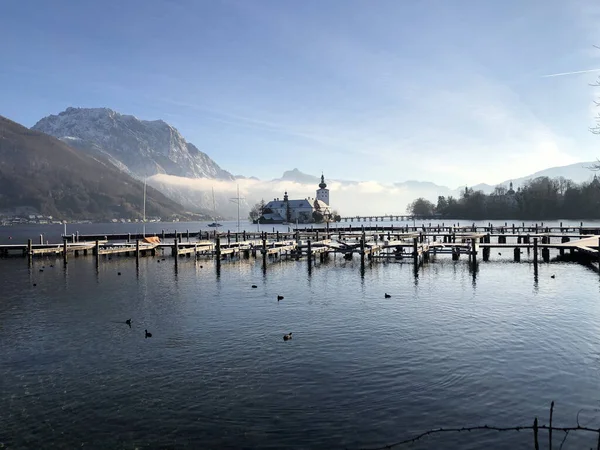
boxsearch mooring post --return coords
[63,238,68,264]
[173,238,179,257]
[262,238,267,265]
[360,236,365,269]
[533,237,538,266]
[514,247,520,262]
[178,233,182,244]
[597,236,600,271]
[413,237,418,265]
[136,239,140,264]
[162,230,165,241]
[216,236,221,260]
[533,417,539,450]
[127,233,131,243]
[483,246,490,261]
[542,247,549,263]
[307,239,312,266]
[452,247,459,261]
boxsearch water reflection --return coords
[469,260,478,288]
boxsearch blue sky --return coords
[2,0,600,188]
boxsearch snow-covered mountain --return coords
[32,107,234,180]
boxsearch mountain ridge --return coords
[0,114,190,220]
[32,107,235,181]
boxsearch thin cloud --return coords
[541,68,600,78]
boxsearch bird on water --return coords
[551,274,556,279]
[283,332,292,341]
[384,293,391,298]
[145,329,152,338]
[277,295,284,301]
[125,319,132,327]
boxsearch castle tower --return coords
[316,174,329,206]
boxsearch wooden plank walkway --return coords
[98,244,158,256]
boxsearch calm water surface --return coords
[2,223,600,449]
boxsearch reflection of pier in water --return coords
[2,223,600,278]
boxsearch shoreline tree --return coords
[248,199,265,222]
[406,175,600,219]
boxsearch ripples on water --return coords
[2,246,600,449]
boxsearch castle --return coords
[260,174,332,224]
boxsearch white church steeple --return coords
[316,173,329,205]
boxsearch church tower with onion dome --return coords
[316,173,329,206]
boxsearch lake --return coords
[2,220,600,449]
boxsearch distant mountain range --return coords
[277,164,599,196]
[0,115,192,220]
[2,105,598,220]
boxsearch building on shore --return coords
[259,174,332,224]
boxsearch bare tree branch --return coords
[559,429,570,450]
[351,424,600,450]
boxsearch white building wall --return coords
[316,188,329,205]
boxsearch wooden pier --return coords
[1,223,599,275]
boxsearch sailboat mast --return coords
[143,178,147,221]
[143,177,147,237]
[212,187,216,222]
[237,184,240,232]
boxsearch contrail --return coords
[542,68,600,78]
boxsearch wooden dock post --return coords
[542,247,550,263]
[186,229,190,241]
[597,236,600,271]
[27,239,32,258]
[533,237,538,266]
[261,238,267,265]
[136,239,140,265]
[243,231,246,241]
[307,239,312,266]
[452,247,459,260]
[94,240,99,267]
[412,237,418,265]
[360,236,365,269]
[127,233,131,243]
[215,236,221,259]
[227,230,231,246]
[483,246,490,261]
[162,230,165,241]
[514,247,520,262]
[63,238,68,264]
[276,230,279,241]
[178,233,182,244]
[173,238,179,257]
[39,234,43,245]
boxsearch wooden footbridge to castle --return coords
[1,222,599,274]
